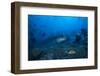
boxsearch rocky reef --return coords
[28,28,88,60]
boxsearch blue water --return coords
[28,15,88,61]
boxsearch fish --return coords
[67,50,76,55]
[56,37,67,43]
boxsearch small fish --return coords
[56,37,66,43]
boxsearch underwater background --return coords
[28,15,88,61]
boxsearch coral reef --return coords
[28,28,88,60]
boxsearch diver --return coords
[74,33,81,44]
